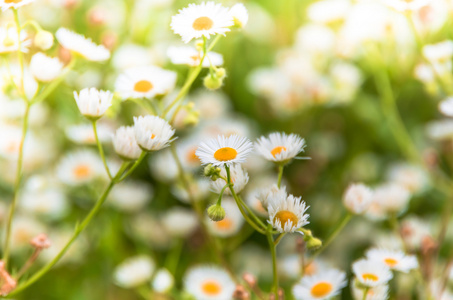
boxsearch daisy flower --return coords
[352,284,389,300]
[112,126,142,160]
[152,268,174,294]
[211,164,249,195]
[255,184,287,211]
[184,265,235,300]
[114,256,155,288]
[207,199,244,237]
[255,132,306,164]
[366,248,418,273]
[115,66,177,100]
[65,123,111,145]
[343,183,373,214]
[0,0,35,11]
[0,26,31,53]
[195,135,253,167]
[56,150,104,185]
[292,268,347,300]
[352,259,393,288]
[133,115,175,151]
[229,3,248,28]
[73,88,113,120]
[439,97,453,117]
[268,192,309,233]
[167,46,224,67]
[56,28,110,62]
[171,1,234,43]
[161,208,199,238]
[30,53,64,82]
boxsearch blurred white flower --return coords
[184,265,235,299]
[167,46,223,67]
[211,164,249,195]
[292,268,347,300]
[66,123,111,145]
[30,53,63,82]
[161,208,199,238]
[230,3,248,28]
[56,28,110,61]
[152,268,174,293]
[352,259,393,287]
[0,27,31,53]
[343,183,373,214]
[114,256,155,288]
[56,150,104,185]
[109,181,152,212]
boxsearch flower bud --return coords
[34,30,54,50]
[207,204,226,221]
[215,68,226,79]
[203,74,223,90]
[203,164,221,180]
[304,236,322,250]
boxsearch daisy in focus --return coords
[133,115,175,151]
[184,265,235,300]
[0,0,35,11]
[73,88,113,120]
[352,259,393,288]
[196,134,253,167]
[115,66,177,100]
[112,126,142,160]
[56,28,110,62]
[268,191,309,233]
[171,1,234,43]
[292,268,347,300]
[366,248,418,273]
[255,132,306,164]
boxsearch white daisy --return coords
[133,115,175,151]
[255,184,287,212]
[56,28,110,62]
[114,256,155,288]
[109,181,152,212]
[229,3,248,28]
[115,66,177,100]
[207,199,244,237]
[73,88,113,119]
[0,0,35,11]
[65,123,111,145]
[112,126,142,160]
[211,164,249,194]
[268,192,309,233]
[161,208,199,238]
[167,46,224,67]
[372,183,411,215]
[0,26,31,53]
[56,150,104,185]
[292,268,347,300]
[184,265,236,300]
[366,248,419,273]
[343,183,373,214]
[30,53,64,82]
[439,97,453,117]
[255,132,306,164]
[352,259,393,288]
[387,163,428,194]
[196,134,253,167]
[152,268,174,293]
[352,284,389,300]
[171,1,234,43]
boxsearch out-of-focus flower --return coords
[255,132,306,164]
[167,46,223,67]
[56,28,110,61]
[114,256,155,288]
[422,40,453,74]
[382,0,430,12]
[171,2,234,43]
[30,233,52,249]
[196,135,253,167]
[307,0,350,24]
[343,183,373,214]
[400,216,433,250]
[351,284,389,300]
[149,149,179,182]
[112,126,142,160]
[211,165,249,194]
[184,265,236,299]
[0,0,35,10]
[66,123,111,145]
[426,120,453,141]
[34,30,54,50]
[352,259,393,287]
[112,44,156,70]
[0,27,31,53]
[372,183,412,216]
[255,184,286,212]
[115,66,177,100]
[10,216,46,252]
[73,88,113,119]
[161,208,198,238]
[30,53,63,82]
[387,163,428,194]
[439,97,453,117]
[292,268,347,300]
[133,115,175,151]
[207,199,244,237]
[56,150,104,185]
[366,248,418,273]
[109,181,152,212]
[268,192,309,233]
[152,268,174,293]
[229,3,248,28]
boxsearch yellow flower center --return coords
[134,80,153,93]
[271,146,287,158]
[384,258,398,267]
[310,282,333,298]
[214,147,237,161]
[304,262,317,276]
[150,134,156,139]
[273,210,298,228]
[215,218,233,230]
[5,0,23,3]
[73,165,91,179]
[201,280,222,295]
[362,273,379,282]
[192,16,214,31]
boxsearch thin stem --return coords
[3,102,31,269]
[13,9,26,100]
[8,163,130,296]
[267,226,279,298]
[118,152,146,182]
[92,121,112,180]
[277,164,284,188]
[15,248,41,279]
[362,287,369,300]
[274,233,286,246]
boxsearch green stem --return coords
[362,287,369,300]
[8,163,129,296]
[92,121,112,180]
[118,152,146,182]
[3,102,30,269]
[274,233,286,246]
[267,226,279,298]
[13,9,26,100]
[277,164,284,188]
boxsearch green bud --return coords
[203,74,223,90]
[215,68,226,79]
[304,235,322,250]
[207,204,226,221]
[203,164,221,180]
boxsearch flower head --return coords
[343,183,373,214]
[73,88,113,120]
[112,126,142,160]
[196,135,253,167]
[133,115,175,151]
[268,192,309,233]
[114,256,155,288]
[171,1,234,43]
[211,164,249,194]
[255,132,306,164]
[292,268,347,300]
[366,248,418,273]
[0,0,35,11]
[352,259,393,288]
[0,26,30,53]
[229,3,248,28]
[184,265,236,300]
[56,28,110,61]
[30,53,63,82]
